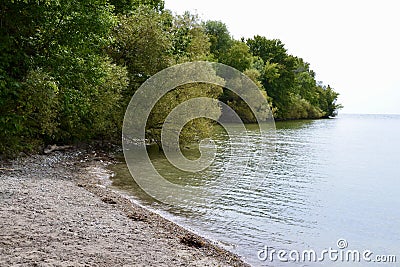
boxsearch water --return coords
[110,114,400,266]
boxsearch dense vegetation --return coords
[0,0,341,156]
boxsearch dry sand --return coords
[0,150,249,266]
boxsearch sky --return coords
[164,0,400,114]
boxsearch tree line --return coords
[0,0,341,156]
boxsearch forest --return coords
[0,0,342,156]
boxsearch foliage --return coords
[0,0,342,157]
[108,0,165,14]
[317,85,343,117]
[203,20,233,60]
[219,41,253,72]
[0,0,127,156]
[171,12,212,63]
[20,69,59,140]
[147,82,223,147]
[109,6,172,98]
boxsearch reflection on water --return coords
[110,115,400,266]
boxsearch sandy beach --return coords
[0,149,248,266]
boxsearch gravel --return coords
[0,150,249,267]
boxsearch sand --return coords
[0,150,249,266]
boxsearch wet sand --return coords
[0,150,249,266]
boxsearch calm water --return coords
[110,114,400,266]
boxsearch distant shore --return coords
[0,149,248,266]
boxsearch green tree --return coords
[111,10,221,148]
[109,0,165,14]
[219,41,253,72]
[317,85,342,117]
[0,0,128,155]
[0,0,342,156]
[247,36,297,118]
[203,20,233,60]
[292,57,318,105]
[109,7,172,96]
[171,12,212,63]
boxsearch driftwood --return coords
[43,144,73,154]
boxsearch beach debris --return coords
[44,144,73,154]
[180,234,205,248]
[101,197,117,204]
[126,212,146,221]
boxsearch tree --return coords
[109,7,172,96]
[247,36,288,64]
[317,85,342,117]
[203,20,233,60]
[144,65,224,148]
[0,0,128,155]
[171,12,212,63]
[220,68,272,123]
[247,36,297,118]
[108,0,165,14]
[0,1,342,156]
[219,41,253,72]
[111,10,222,148]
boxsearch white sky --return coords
[164,0,400,114]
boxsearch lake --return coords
[110,114,400,266]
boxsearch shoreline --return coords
[0,149,249,266]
